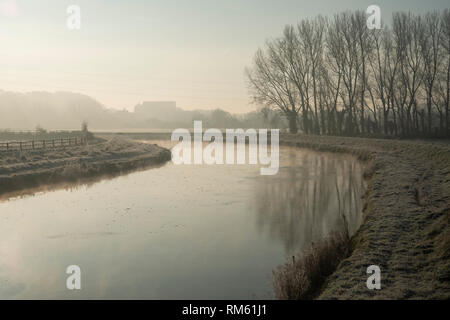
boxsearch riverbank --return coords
[0,137,171,197]
[280,134,450,299]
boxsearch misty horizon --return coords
[0,89,287,130]
[1,0,448,114]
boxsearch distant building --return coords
[135,101,176,114]
[134,101,185,122]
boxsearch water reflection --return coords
[0,142,364,299]
[0,156,167,202]
[254,147,365,255]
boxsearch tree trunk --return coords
[447,60,450,137]
[288,112,298,134]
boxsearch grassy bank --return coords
[279,134,450,299]
[0,137,171,197]
[273,231,351,300]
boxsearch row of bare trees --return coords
[246,10,450,138]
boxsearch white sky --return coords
[0,0,448,113]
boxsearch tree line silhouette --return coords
[246,10,450,138]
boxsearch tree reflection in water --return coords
[253,147,365,255]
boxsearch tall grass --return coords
[273,230,351,300]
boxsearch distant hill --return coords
[0,90,286,130]
[0,90,134,130]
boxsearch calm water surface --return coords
[0,141,365,299]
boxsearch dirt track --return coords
[281,134,450,299]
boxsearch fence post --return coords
[6,142,9,151]
[61,138,63,147]
[20,141,22,151]
[32,141,35,149]
[43,140,45,149]
[53,139,55,148]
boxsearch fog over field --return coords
[0,90,285,130]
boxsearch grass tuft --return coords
[273,231,351,300]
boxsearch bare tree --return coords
[393,12,425,136]
[325,19,345,135]
[421,12,442,134]
[247,9,449,139]
[436,9,450,136]
[246,42,300,133]
[353,10,372,134]
[329,12,362,135]
[279,25,311,133]
[297,16,327,134]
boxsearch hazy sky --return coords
[0,0,448,113]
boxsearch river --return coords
[0,141,365,299]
